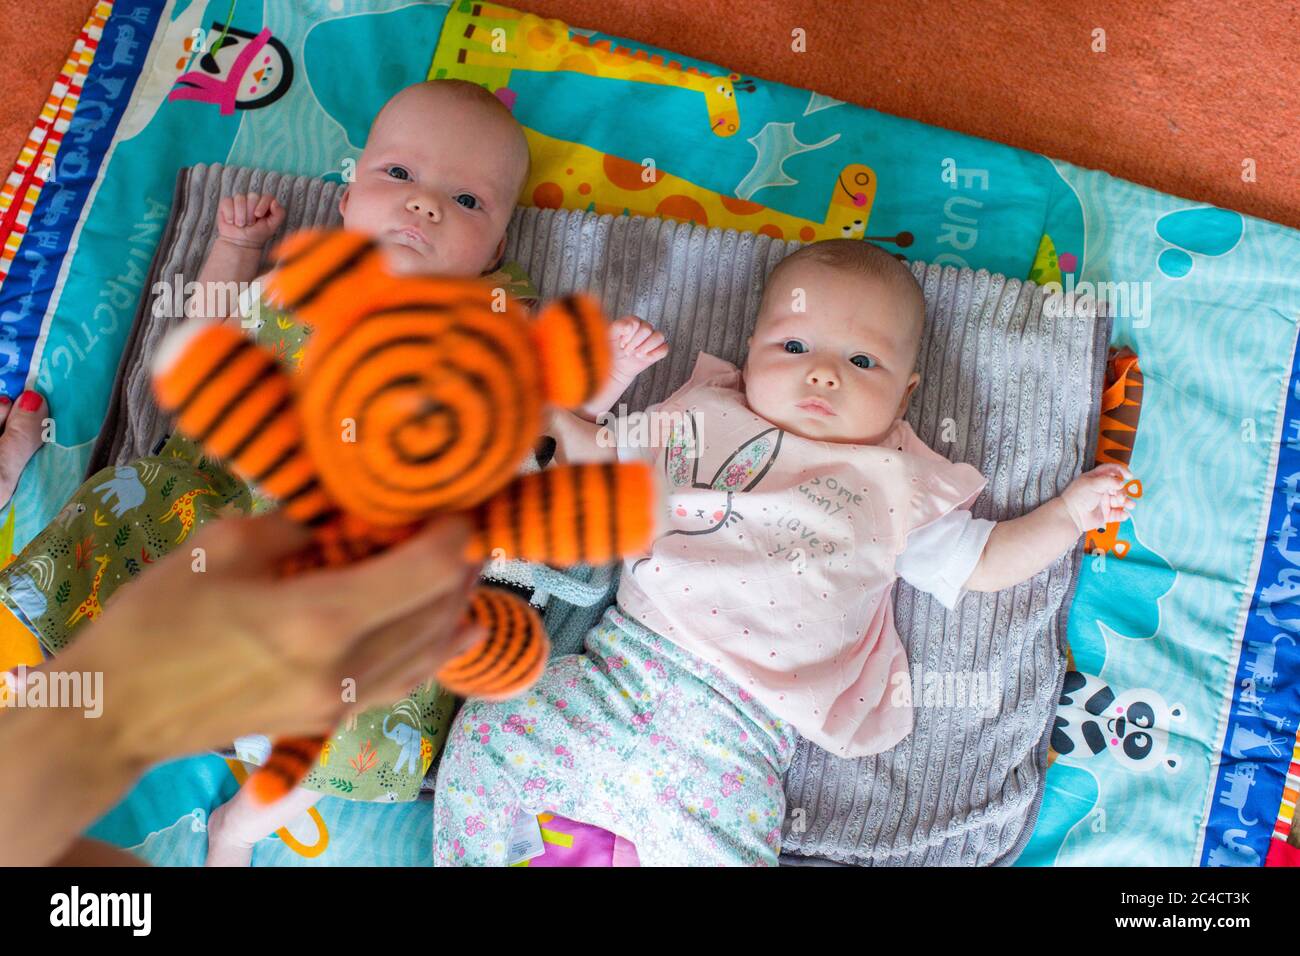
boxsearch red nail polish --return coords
[0,396,10,405]
[17,390,41,411]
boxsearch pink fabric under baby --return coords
[527,813,640,866]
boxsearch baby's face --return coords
[743,259,922,445]
[339,87,527,277]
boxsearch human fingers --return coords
[634,329,666,356]
[232,193,248,227]
[1092,463,1133,483]
[1101,498,1132,523]
[608,316,638,347]
[253,193,273,220]
[191,511,313,574]
[625,321,655,350]
[218,196,235,225]
[1077,468,1127,495]
[344,585,484,708]
[266,198,285,227]
[349,560,477,663]
[294,515,475,635]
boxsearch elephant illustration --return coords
[93,465,147,518]
[382,715,423,776]
[1217,764,1259,826]
[1207,829,1260,867]
[4,572,47,622]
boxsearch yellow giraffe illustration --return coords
[65,555,111,628]
[450,3,752,136]
[522,126,911,246]
[436,4,908,244]
[159,488,219,544]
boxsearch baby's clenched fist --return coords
[217,192,285,249]
[1061,464,1139,534]
[607,316,669,386]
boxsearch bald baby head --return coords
[340,79,532,277]
[761,239,926,373]
[743,239,927,445]
[368,80,531,202]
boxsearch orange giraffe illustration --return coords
[159,488,219,544]
[66,555,111,628]
[452,3,753,136]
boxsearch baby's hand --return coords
[217,192,285,249]
[575,316,670,422]
[1061,464,1138,534]
[607,316,669,387]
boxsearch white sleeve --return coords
[612,400,674,464]
[616,433,647,463]
[895,509,995,611]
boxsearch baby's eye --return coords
[783,340,807,354]
[386,166,411,181]
[454,193,480,210]
[850,354,876,370]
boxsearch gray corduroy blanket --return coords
[90,164,1110,866]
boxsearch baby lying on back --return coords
[432,238,1135,866]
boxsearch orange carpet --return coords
[1,0,1297,229]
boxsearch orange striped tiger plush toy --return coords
[1086,345,1144,558]
[151,229,657,804]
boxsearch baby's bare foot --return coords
[0,391,48,510]
[204,798,256,867]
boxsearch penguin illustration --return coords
[169,23,294,115]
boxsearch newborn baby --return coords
[192,78,534,866]
[0,78,533,867]
[192,78,531,317]
[432,238,1134,866]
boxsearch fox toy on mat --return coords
[151,229,658,804]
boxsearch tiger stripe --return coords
[1096,345,1143,468]
[437,590,548,698]
[461,463,654,565]
[248,736,327,803]
[531,293,608,408]
[150,230,656,804]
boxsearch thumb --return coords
[449,621,488,659]
[210,511,313,570]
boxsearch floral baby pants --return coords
[433,604,799,866]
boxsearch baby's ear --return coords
[894,371,921,419]
[528,294,612,409]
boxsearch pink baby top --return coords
[613,352,989,757]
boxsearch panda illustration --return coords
[1051,670,1185,772]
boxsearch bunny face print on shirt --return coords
[614,351,987,758]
